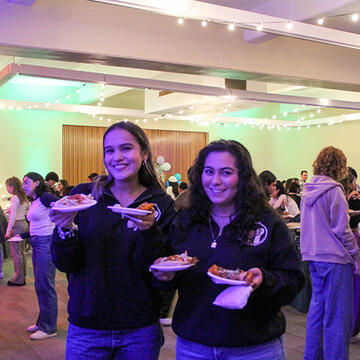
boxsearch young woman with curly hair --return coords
[301,146,360,360]
[152,139,304,360]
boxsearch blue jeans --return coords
[31,235,58,334]
[176,337,285,360]
[305,261,354,360]
[66,322,164,360]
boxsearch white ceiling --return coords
[1,0,360,128]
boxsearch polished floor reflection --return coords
[0,253,359,360]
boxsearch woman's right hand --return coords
[49,207,77,228]
[151,269,176,282]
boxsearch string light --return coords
[201,20,208,27]
[178,18,184,25]
[351,13,359,22]
[256,22,263,31]
[228,23,235,31]
[317,17,324,25]
[286,21,293,30]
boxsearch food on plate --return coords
[54,193,94,207]
[153,251,198,267]
[208,264,253,283]
[138,203,155,211]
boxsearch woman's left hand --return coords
[247,267,263,290]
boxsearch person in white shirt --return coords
[5,177,29,286]
[22,172,59,340]
[269,180,300,220]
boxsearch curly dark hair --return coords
[313,146,347,181]
[187,139,269,241]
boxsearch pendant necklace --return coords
[208,218,223,248]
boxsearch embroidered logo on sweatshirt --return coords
[247,222,268,246]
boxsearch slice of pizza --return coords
[208,264,253,283]
[154,250,199,267]
[137,203,155,211]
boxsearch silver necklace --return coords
[208,219,223,248]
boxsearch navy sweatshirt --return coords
[51,183,175,330]
[167,209,304,347]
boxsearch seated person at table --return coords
[287,182,301,209]
[152,139,304,360]
[269,181,300,221]
[258,170,276,198]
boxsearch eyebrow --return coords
[203,166,235,171]
[104,142,133,149]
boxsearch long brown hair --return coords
[92,121,163,199]
[6,176,28,204]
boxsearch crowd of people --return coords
[1,121,360,360]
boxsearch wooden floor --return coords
[1,253,360,360]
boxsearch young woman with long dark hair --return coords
[50,121,175,360]
[22,172,59,340]
[152,139,304,360]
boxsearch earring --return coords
[143,160,147,166]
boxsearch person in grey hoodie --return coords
[300,146,360,360]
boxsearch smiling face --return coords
[22,176,39,198]
[104,128,148,184]
[201,151,239,212]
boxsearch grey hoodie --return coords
[300,175,360,264]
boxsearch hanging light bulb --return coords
[286,21,293,30]
[317,18,324,25]
[256,22,263,31]
[178,18,184,25]
[228,23,235,31]
[201,20,208,27]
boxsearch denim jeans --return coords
[66,322,164,360]
[31,235,58,334]
[304,261,354,360]
[176,336,285,360]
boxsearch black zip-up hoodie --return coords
[51,182,175,330]
[167,209,304,347]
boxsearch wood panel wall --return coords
[62,125,208,187]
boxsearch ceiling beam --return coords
[6,63,360,111]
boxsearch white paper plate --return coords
[149,263,194,272]
[207,271,249,286]
[52,200,97,212]
[107,205,151,216]
[7,235,23,242]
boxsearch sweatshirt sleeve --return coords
[6,196,18,237]
[250,219,305,313]
[51,228,86,273]
[329,187,360,261]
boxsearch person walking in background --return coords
[299,170,308,192]
[22,172,59,340]
[152,140,304,360]
[301,146,360,360]
[50,121,175,359]
[5,177,29,286]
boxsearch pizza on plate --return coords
[54,193,94,207]
[154,251,198,267]
[208,264,253,283]
[137,203,155,211]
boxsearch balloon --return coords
[174,173,182,182]
[156,156,165,165]
[161,162,171,171]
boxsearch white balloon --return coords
[161,162,171,171]
[156,155,165,165]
